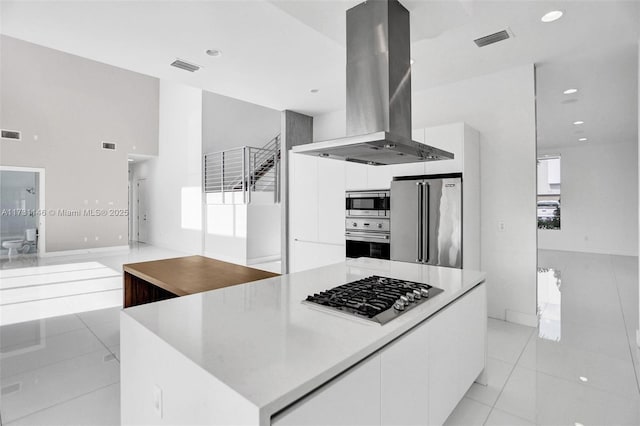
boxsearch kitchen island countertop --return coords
[121,258,485,424]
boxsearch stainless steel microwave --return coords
[345,190,390,217]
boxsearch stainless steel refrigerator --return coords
[390,173,462,268]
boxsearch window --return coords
[537,156,561,230]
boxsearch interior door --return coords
[137,179,149,243]
[390,179,421,263]
[426,177,462,268]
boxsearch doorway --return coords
[0,166,46,257]
[136,178,149,243]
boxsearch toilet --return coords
[2,229,37,257]
[2,240,25,257]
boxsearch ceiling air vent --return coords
[1,129,21,141]
[170,58,200,72]
[102,142,116,150]
[474,29,512,47]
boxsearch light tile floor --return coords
[1,249,638,425]
[444,250,640,426]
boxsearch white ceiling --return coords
[1,0,639,148]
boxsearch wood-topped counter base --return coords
[123,255,279,308]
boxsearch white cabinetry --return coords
[272,355,382,426]
[289,152,345,272]
[380,320,430,425]
[428,284,486,425]
[271,284,486,426]
[290,153,319,242]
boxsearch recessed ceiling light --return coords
[579,376,588,382]
[573,121,584,125]
[128,158,134,162]
[541,10,563,23]
[410,58,415,65]
[310,89,319,93]
[575,423,585,426]
[206,49,222,57]
[563,88,578,95]
[578,138,588,142]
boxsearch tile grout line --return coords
[2,381,119,425]
[515,359,640,402]
[1,345,115,383]
[0,272,120,291]
[1,287,122,307]
[0,265,109,279]
[482,326,536,426]
[0,323,88,353]
[76,315,120,365]
[608,254,640,396]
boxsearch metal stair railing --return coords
[203,134,281,204]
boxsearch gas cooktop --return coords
[304,275,443,325]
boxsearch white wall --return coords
[313,64,538,326]
[0,36,159,253]
[204,192,281,265]
[142,81,203,254]
[204,201,248,264]
[247,202,281,263]
[202,91,281,153]
[539,142,638,256]
[537,158,561,195]
[201,91,282,265]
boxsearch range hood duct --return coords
[293,0,454,165]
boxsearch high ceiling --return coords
[1,0,639,148]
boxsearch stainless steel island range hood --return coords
[293,0,454,166]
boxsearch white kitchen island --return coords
[121,258,486,426]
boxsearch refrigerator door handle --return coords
[416,182,424,262]
[424,182,430,263]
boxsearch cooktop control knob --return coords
[394,301,405,311]
[413,289,422,299]
[405,292,415,302]
[399,295,409,306]
[420,287,430,297]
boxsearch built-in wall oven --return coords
[345,190,390,260]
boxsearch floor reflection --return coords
[537,267,562,342]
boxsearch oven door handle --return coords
[345,232,390,242]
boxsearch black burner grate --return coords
[304,275,443,324]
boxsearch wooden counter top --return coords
[123,255,279,307]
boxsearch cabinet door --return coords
[427,285,486,426]
[272,355,381,426]
[345,162,368,190]
[380,322,429,426]
[391,162,425,180]
[318,159,346,245]
[290,153,319,241]
[291,240,346,273]
[424,123,463,174]
[366,165,395,190]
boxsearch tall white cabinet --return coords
[289,153,346,273]
[289,122,480,272]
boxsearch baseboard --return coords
[202,251,246,266]
[40,245,130,258]
[505,309,538,327]
[537,246,638,257]
[247,255,281,265]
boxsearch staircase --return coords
[203,134,281,203]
